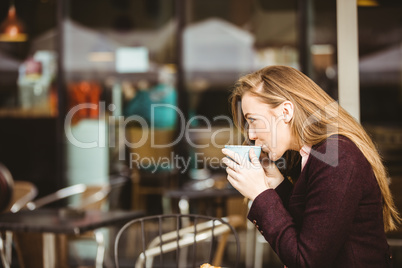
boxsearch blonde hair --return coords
[230,65,400,231]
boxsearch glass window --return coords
[358,1,402,176]
[185,0,300,127]
[63,0,178,185]
[184,0,301,174]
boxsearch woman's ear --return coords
[282,101,294,123]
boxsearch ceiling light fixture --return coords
[0,2,27,42]
[357,0,380,7]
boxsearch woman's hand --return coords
[260,151,285,189]
[222,148,283,200]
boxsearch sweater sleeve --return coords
[248,138,366,268]
[274,177,293,209]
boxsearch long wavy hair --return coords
[230,65,400,231]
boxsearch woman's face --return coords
[241,92,295,161]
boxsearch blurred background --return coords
[0,0,401,267]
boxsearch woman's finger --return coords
[249,148,261,166]
[226,174,237,188]
[222,157,239,171]
[226,166,238,179]
[222,149,246,166]
[222,148,235,160]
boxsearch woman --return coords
[222,65,399,267]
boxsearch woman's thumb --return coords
[249,148,260,165]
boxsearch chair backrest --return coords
[26,176,127,211]
[114,214,240,268]
[26,183,87,210]
[7,181,38,213]
[76,184,111,210]
[0,163,14,213]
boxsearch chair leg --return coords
[213,232,229,266]
[56,234,69,268]
[43,233,57,268]
[94,231,105,268]
[5,232,12,265]
[254,232,266,268]
[0,236,10,268]
[245,219,256,268]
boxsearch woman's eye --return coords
[248,118,255,123]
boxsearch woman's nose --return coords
[248,129,257,140]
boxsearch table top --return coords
[0,208,144,235]
[165,187,240,200]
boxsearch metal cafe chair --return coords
[114,214,241,268]
[4,181,38,266]
[0,163,38,268]
[6,181,38,214]
[21,177,126,268]
[27,183,110,267]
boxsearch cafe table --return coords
[162,181,241,217]
[0,208,144,268]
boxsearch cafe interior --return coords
[0,0,401,267]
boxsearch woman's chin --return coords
[268,151,281,161]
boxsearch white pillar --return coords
[336,0,360,122]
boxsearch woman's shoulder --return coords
[310,134,369,169]
[312,134,361,155]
